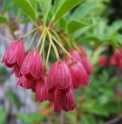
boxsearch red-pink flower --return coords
[99,55,107,67]
[2,40,25,68]
[17,75,35,89]
[20,50,43,80]
[54,89,76,112]
[47,60,72,93]
[69,61,90,89]
[82,57,94,74]
[35,77,48,102]
[69,50,82,63]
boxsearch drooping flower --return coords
[82,57,94,74]
[20,50,43,80]
[54,89,76,112]
[17,75,35,89]
[69,61,90,89]
[99,55,107,67]
[2,39,25,68]
[47,60,72,93]
[35,77,48,102]
[69,50,82,63]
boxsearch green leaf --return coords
[0,16,8,24]
[13,0,37,25]
[38,0,51,20]
[27,0,37,12]
[68,20,90,33]
[54,0,64,13]
[71,2,97,20]
[54,0,83,23]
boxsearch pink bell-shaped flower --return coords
[54,89,76,112]
[47,60,72,93]
[20,50,43,80]
[2,39,25,68]
[69,61,90,89]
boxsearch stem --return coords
[40,33,46,55]
[62,34,72,48]
[51,29,62,44]
[27,31,38,51]
[47,31,60,60]
[45,42,51,67]
[36,28,46,47]
[22,28,38,38]
[51,34,72,58]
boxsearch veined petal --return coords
[20,51,34,75]
[31,52,42,79]
[17,75,35,89]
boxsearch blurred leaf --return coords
[30,113,45,123]
[105,102,119,114]
[72,27,90,39]
[98,88,115,98]
[54,0,83,23]
[71,2,98,20]
[65,111,77,124]
[81,114,96,124]
[0,16,8,24]
[13,4,21,18]
[17,113,31,124]
[0,108,7,124]
[20,18,30,24]
[67,18,94,34]
[68,20,89,33]
[3,0,13,12]
[38,0,51,20]
[0,67,8,82]
[108,20,122,34]
[6,91,23,108]
[86,105,109,116]
[98,95,110,105]
[13,0,37,25]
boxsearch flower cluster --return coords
[2,28,93,112]
[99,49,122,69]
